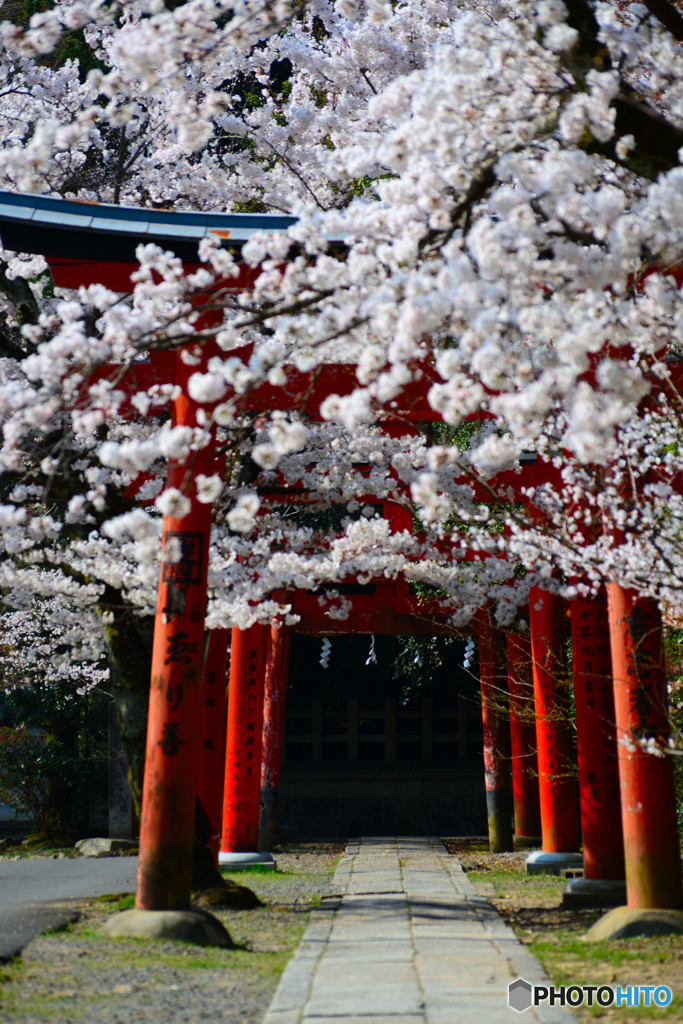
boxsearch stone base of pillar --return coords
[513,834,542,850]
[526,850,583,875]
[218,850,276,870]
[562,877,627,909]
[102,908,233,947]
[585,906,683,941]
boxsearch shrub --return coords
[0,683,108,843]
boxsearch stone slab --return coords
[268,967,317,1010]
[417,958,515,985]
[323,940,415,962]
[411,921,488,939]
[413,937,495,958]
[307,962,423,1016]
[427,1001,569,1024]
[305,991,423,1017]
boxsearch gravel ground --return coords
[0,844,345,1024]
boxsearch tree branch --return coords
[638,0,683,42]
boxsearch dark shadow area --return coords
[279,635,487,837]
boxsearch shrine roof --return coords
[0,190,302,263]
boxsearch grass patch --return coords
[95,892,135,911]
[445,838,683,1024]
[0,960,59,1020]
[468,865,566,901]
[221,864,286,878]
[531,933,683,1022]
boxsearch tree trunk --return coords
[96,589,154,823]
[192,798,261,908]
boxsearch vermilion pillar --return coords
[220,623,268,862]
[137,351,215,911]
[606,587,683,908]
[529,589,581,853]
[477,613,513,853]
[571,591,624,880]
[197,628,229,865]
[259,624,292,852]
[506,633,542,840]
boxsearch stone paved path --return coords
[264,837,576,1024]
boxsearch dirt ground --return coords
[0,844,344,1024]
[444,839,683,1023]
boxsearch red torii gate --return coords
[1,191,680,927]
[220,579,462,869]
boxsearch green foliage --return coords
[0,682,108,842]
[309,85,328,109]
[0,724,64,838]
[2,0,106,77]
[310,14,328,43]
[392,635,470,705]
[430,420,481,451]
[232,198,269,214]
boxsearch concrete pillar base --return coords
[218,850,276,870]
[513,834,542,850]
[526,850,583,875]
[562,877,627,909]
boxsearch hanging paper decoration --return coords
[320,637,332,669]
[463,637,476,669]
[366,634,377,666]
[413,646,422,667]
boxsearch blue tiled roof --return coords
[0,190,297,239]
[0,190,306,261]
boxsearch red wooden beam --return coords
[288,578,456,635]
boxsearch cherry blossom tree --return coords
[1,0,683,786]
